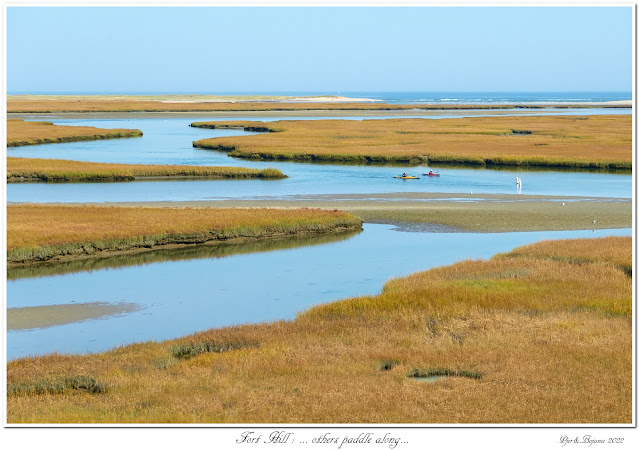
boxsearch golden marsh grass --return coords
[192,115,631,170]
[7,157,285,182]
[7,119,143,146]
[6,237,631,423]
[7,204,362,264]
[506,236,632,274]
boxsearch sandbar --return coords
[7,301,143,330]
[92,192,631,233]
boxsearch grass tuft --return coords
[170,340,260,359]
[151,357,178,370]
[376,360,401,371]
[407,368,483,380]
[8,376,107,397]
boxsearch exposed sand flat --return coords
[8,95,296,102]
[160,96,380,103]
[7,302,142,330]
[91,193,631,233]
[8,94,380,103]
[588,100,633,106]
[244,192,625,201]
[285,96,379,103]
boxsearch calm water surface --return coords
[7,112,632,202]
[7,224,631,360]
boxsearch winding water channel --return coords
[8,225,631,360]
[8,111,632,202]
[7,108,632,360]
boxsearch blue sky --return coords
[7,6,632,93]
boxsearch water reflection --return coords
[8,228,362,281]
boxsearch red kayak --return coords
[423,172,440,177]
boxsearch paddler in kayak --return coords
[395,173,419,179]
[428,170,435,175]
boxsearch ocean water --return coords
[343,91,632,104]
[10,91,632,105]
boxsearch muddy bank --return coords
[99,193,632,233]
